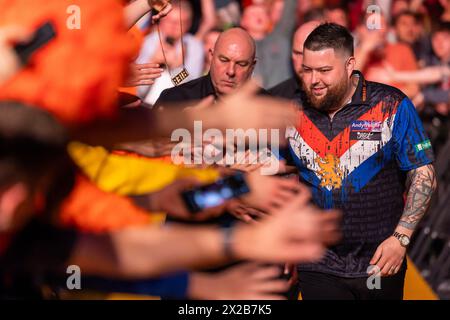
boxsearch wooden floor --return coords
[404,257,438,300]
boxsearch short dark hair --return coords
[304,22,354,56]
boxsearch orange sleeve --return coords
[59,174,157,233]
[398,44,418,71]
[386,44,418,71]
[385,44,419,93]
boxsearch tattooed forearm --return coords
[399,164,437,230]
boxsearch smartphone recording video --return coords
[182,173,250,213]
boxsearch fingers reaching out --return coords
[123,63,164,87]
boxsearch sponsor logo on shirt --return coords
[415,140,432,152]
[350,120,382,140]
[316,154,344,190]
[351,120,382,132]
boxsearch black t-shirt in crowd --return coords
[154,73,269,108]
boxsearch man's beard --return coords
[303,79,349,113]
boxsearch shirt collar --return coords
[205,73,219,99]
[349,70,369,106]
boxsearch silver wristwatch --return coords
[393,231,410,247]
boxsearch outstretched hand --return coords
[123,63,164,87]
[233,192,342,263]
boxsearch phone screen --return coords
[182,173,250,213]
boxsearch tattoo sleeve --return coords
[399,164,437,230]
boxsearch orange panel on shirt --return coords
[59,175,153,233]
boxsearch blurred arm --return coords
[195,0,217,40]
[124,0,152,30]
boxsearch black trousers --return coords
[296,266,407,300]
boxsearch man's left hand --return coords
[369,236,406,277]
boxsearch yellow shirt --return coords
[68,142,220,196]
